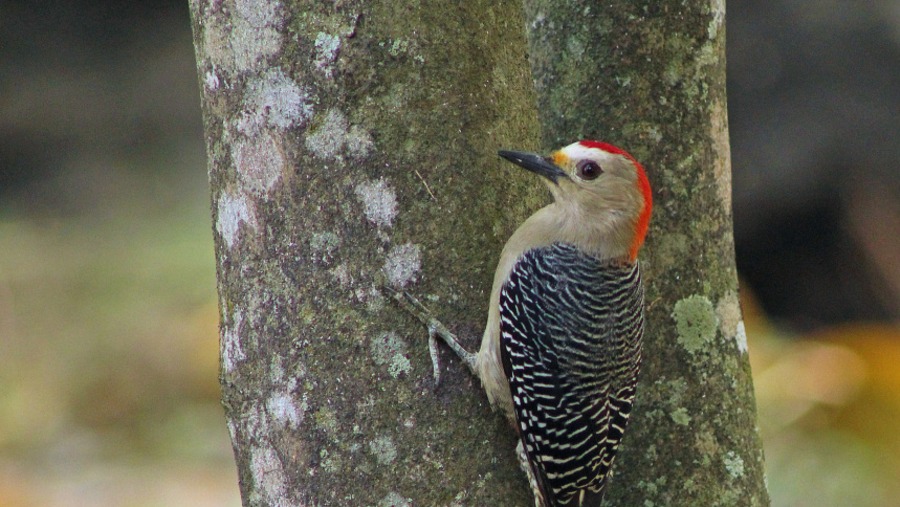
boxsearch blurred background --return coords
[0,0,897,505]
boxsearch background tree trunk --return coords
[522,0,770,505]
[189,0,547,505]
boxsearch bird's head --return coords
[499,140,652,261]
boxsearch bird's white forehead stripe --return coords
[559,143,617,164]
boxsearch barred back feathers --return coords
[499,242,644,506]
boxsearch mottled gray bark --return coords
[190,0,768,504]
[188,0,546,505]
[522,0,770,505]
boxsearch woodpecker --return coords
[393,140,652,507]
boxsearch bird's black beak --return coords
[498,150,568,184]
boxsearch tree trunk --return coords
[189,0,546,505]
[522,0,770,505]
[190,0,769,504]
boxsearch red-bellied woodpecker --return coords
[393,140,652,507]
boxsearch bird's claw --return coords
[386,285,478,384]
[386,285,444,386]
[428,330,441,387]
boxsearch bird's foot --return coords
[386,286,478,386]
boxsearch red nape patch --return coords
[579,140,653,261]
[630,159,653,261]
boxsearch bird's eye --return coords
[576,160,602,180]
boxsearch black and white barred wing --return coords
[499,243,644,507]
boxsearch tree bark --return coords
[190,0,769,504]
[522,0,770,505]
[189,0,546,505]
